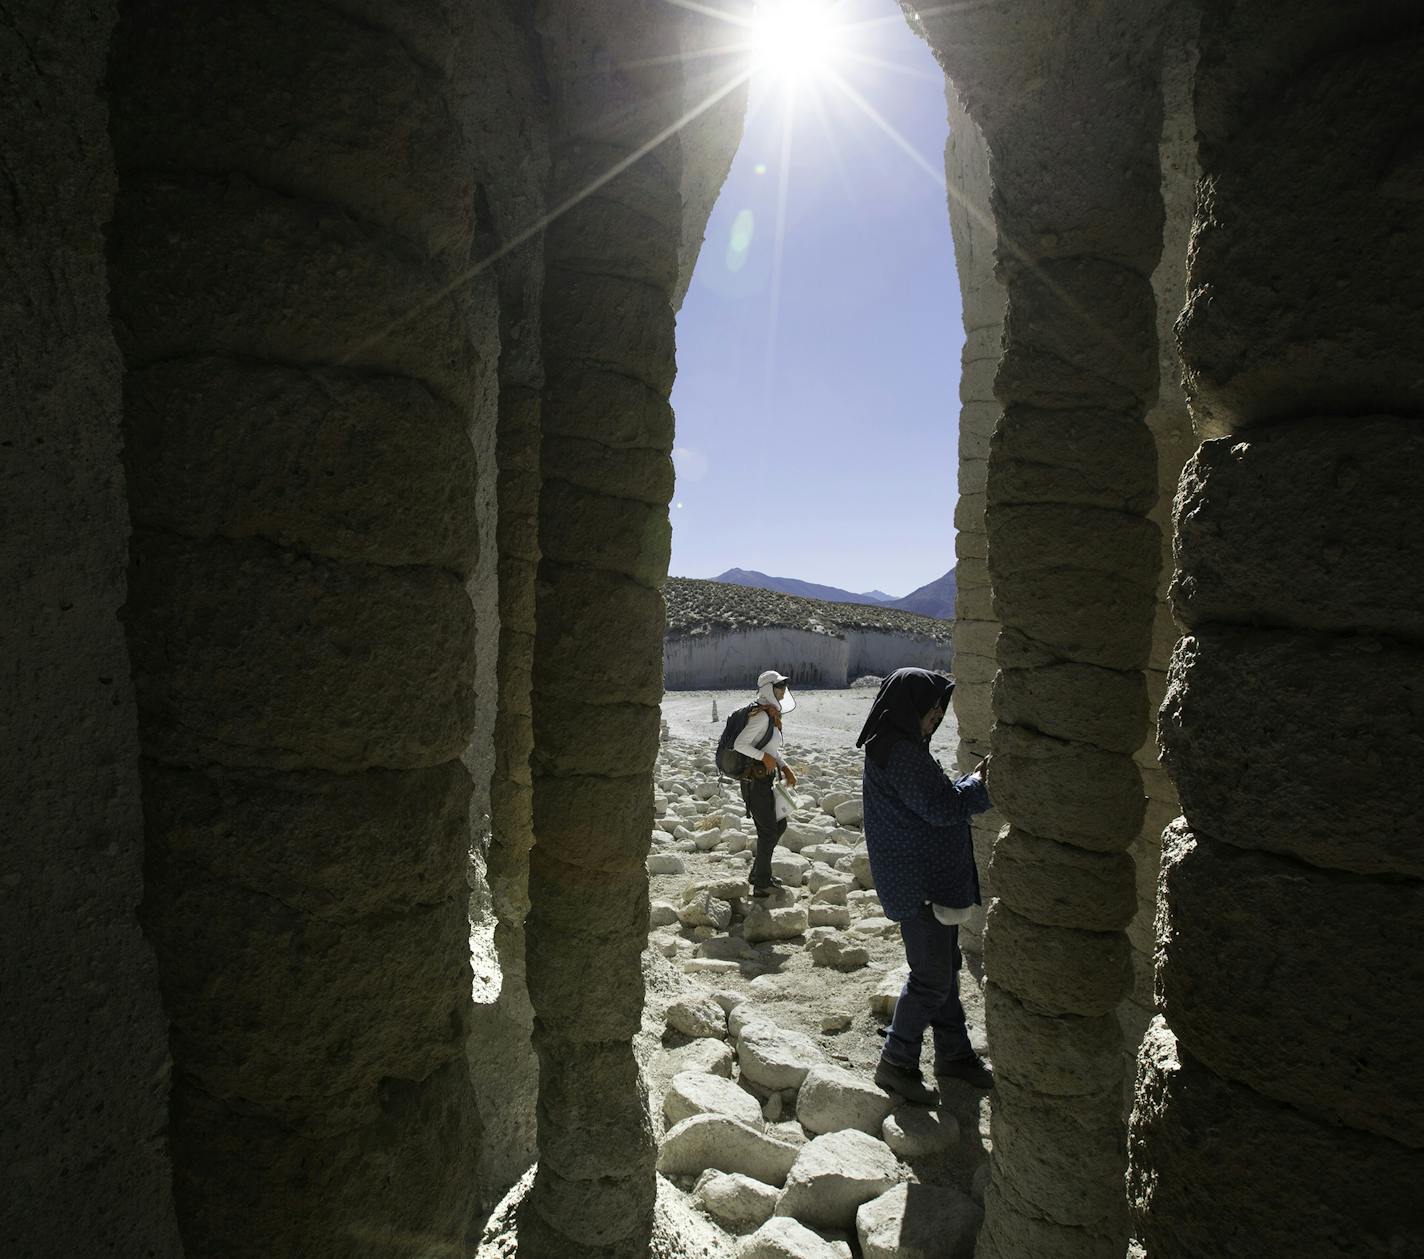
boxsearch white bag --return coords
[773,782,797,821]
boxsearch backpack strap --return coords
[749,704,776,751]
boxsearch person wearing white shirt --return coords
[734,669,799,894]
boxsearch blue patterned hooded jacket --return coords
[856,668,991,922]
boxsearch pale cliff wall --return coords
[665,626,950,690]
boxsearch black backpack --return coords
[716,704,774,777]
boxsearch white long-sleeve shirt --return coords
[733,706,786,770]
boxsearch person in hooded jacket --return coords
[856,667,994,1104]
[733,669,799,895]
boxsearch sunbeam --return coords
[765,77,799,380]
[822,64,946,188]
[330,63,756,375]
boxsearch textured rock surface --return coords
[796,1065,895,1136]
[105,2,503,1249]
[856,1182,980,1259]
[881,1107,960,1159]
[737,1216,847,1259]
[1127,3,1424,1251]
[910,4,1170,1252]
[1157,824,1424,1144]
[737,1023,825,1092]
[775,1129,903,1231]
[11,2,1423,1253]
[664,1072,764,1130]
[0,4,183,1253]
[694,1169,779,1233]
[1129,1019,1424,1258]
[940,88,1006,956]
[658,1114,800,1187]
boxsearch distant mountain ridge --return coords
[664,577,952,641]
[887,569,957,620]
[711,568,890,606]
[709,567,956,621]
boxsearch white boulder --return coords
[666,1037,735,1078]
[658,1114,800,1187]
[679,893,731,931]
[801,843,854,867]
[869,967,909,1019]
[833,798,864,828]
[796,1065,895,1136]
[736,1022,824,1092]
[805,869,853,898]
[808,935,870,972]
[648,852,686,875]
[850,847,874,889]
[666,994,728,1040]
[727,1005,771,1038]
[694,1169,779,1233]
[807,903,851,930]
[683,876,752,903]
[846,889,883,916]
[743,904,809,944]
[664,1071,764,1129]
[737,1216,846,1259]
[684,957,741,976]
[775,1129,902,1231]
[881,1107,960,1158]
[770,853,810,884]
[856,1182,980,1259]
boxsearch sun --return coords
[750,0,844,83]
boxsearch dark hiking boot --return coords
[751,876,786,897]
[935,1053,995,1091]
[874,1058,939,1107]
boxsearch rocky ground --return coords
[644,689,990,1257]
[478,687,990,1259]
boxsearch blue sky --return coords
[669,0,963,598]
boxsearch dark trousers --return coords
[740,775,786,888]
[883,903,974,1069]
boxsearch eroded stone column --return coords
[943,90,1006,957]
[107,3,496,1250]
[909,3,1167,1254]
[1128,4,1424,1253]
[1121,8,1198,1072]
[465,7,551,1204]
[0,5,183,1254]
[524,6,688,1252]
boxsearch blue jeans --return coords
[882,903,974,1069]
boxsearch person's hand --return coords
[781,764,798,788]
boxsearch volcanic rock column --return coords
[464,8,551,1204]
[525,6,687,1253]
[943,89,1006,956]
[1128,4,1424,1254]
[1121,9,1198,1068]
[908,4,1167,1254]
[0,5,183,1254]
[107,4,496,1251]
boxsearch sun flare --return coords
[750,0,844,83]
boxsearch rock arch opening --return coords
[5,2,1421,1258]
